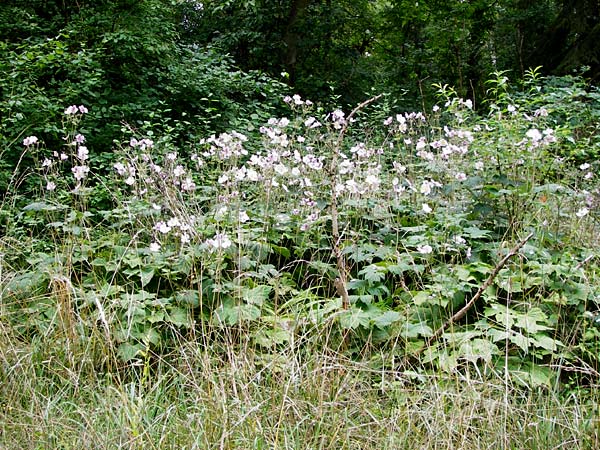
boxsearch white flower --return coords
[526,128,542,142]
[454,235,466,245]
[274,163,288,175]
[419,180,433,195]
[125,176,135,186]
[114,162,127,176]
[23,136,39,146]
[149,242,161,252]
[71,165,89,181]
[474,161,484,171]
[74,134,86,144]
[417,244,433,254]
[167,217,181,228]
[46,181,56,191]
[42,158,52,168]
[173,165,186,177]
[580,163,591,170]
[239,210,250,223]
[422,203,432,213]
[155,221,172,234]
[206,233,232,250]
[576,207,589,218]
[77,146,89,161]
[293,94,303,105]
[455,172,467,181]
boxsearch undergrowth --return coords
[1,71,599,448]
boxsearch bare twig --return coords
[329,94,383,309]
[412,232,534,358]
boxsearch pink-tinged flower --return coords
[292,94,303,105]
[65,105,78,115]
[77,146,89,161]
[42,158,52,168]
[417,244,433,254]
[74,134,86,144]
[474,161,484,171]
[149,242,161,252]
[155,221,171,234]
[23,136,38,146]
[139,139,154,150]
[432,105,440,112]
[422,203,432,213]
[576,207,589,218]
[283,95,292,104]
[166,152,177,161]
[206,233,232,250]
[46,181,56,191]
[180,233,190,245]
[71,165,89,181]
[114,162,127,176]
[526,128,542,142]
[455,172,467,181]
[125,176,135,186]
[181,177,196,191]
[167,217,181,228]
[173,165,186,177]
[60,153,68,161]
[78,105,88,114]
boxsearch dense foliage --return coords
[1,1,599,447]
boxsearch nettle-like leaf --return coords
[242,285,272,305]
[372,310,402,329]
[513,307,551,334]
[400,321,433,338]
[458,339,499,364]
[338,307,373,329]
[358,264,387,283]
[167,306,192,328]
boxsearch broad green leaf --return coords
[117,342,145,362]
[514,308,551,333]
[338,308,372,329]
[359,264,386,283]
[400,321,433,338]
[175,290,200,306]
[168,307,192,327]
[139,267,154,287]
[458,339,498,364]
[372,310,402,328]
[243,285,272,305]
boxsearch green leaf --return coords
[372,310,402,328]
[168,307,192,327]
[338,308,372,329]
[242,285,272,305]
[400,321,433,338]
[358,264,386,283]
[117,342,145,362]
[175,290,200,306]
[23,202,66,212]
[139,267,154,287]
[458,339,498,364]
